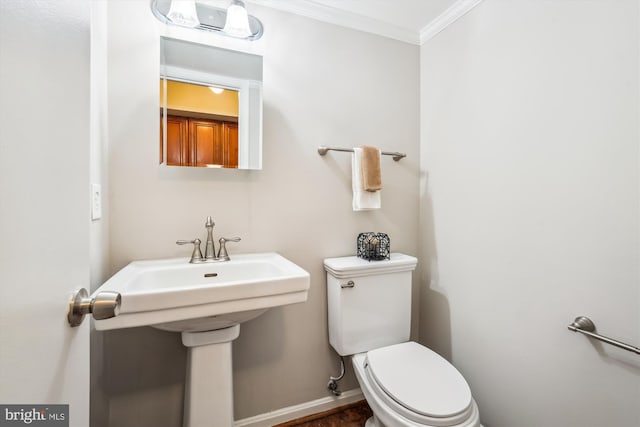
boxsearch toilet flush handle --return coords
[340,281,355,289]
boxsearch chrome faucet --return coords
[177,216,241,263]
[204,216,216,260]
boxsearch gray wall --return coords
[419,1,640,426]
[92,1,420,425]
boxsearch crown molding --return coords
[247,0,421,44]
[419,0,485,44]
[247,0,484,46]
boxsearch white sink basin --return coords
[93,252,310,332]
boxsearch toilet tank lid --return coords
[324,253,417,279]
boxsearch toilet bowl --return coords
[352,342,480,427]
[324,254,481,427]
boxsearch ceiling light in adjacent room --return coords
[209,86,225,95]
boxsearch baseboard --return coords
[233,388,364,427]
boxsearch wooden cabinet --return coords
[166,116,189,166]
[161,115,238,168]
[223,123,238,168]
[190,119,222,167]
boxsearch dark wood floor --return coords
[274,400,372,427]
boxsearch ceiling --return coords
[247,0,464,45]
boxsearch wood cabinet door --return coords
[165,116,189,166]
[224,122,239,168]
[190,119,223,167]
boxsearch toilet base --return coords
[366,415,384,427]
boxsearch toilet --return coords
[325,253,481,427]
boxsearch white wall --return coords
[419,1,640,426]
[97,1,420,424]
[89,2,110,426]
[90,0,110,293]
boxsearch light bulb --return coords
[223,0,252,38]
[167,0,200,28]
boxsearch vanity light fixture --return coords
[151,0,264,41]
[223,0,252,38]
[166,0,200,28]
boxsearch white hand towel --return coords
[352,147,381,211]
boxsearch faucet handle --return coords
[217,237,241,261]
[176,238,203,263]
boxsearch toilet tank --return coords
[324,253,418,356]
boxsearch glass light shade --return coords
[167,0,200,28]
[209,86,224,94]
[223,0,252,38]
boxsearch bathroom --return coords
[0,0,638,426]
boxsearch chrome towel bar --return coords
[568,316,640,355]
[318,146,406,161]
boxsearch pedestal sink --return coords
[93,252,310,427]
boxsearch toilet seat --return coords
[367,341,472,419]
[353,342,479,427]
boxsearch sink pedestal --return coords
[182,325,240,427]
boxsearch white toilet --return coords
[325,253,481,427]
